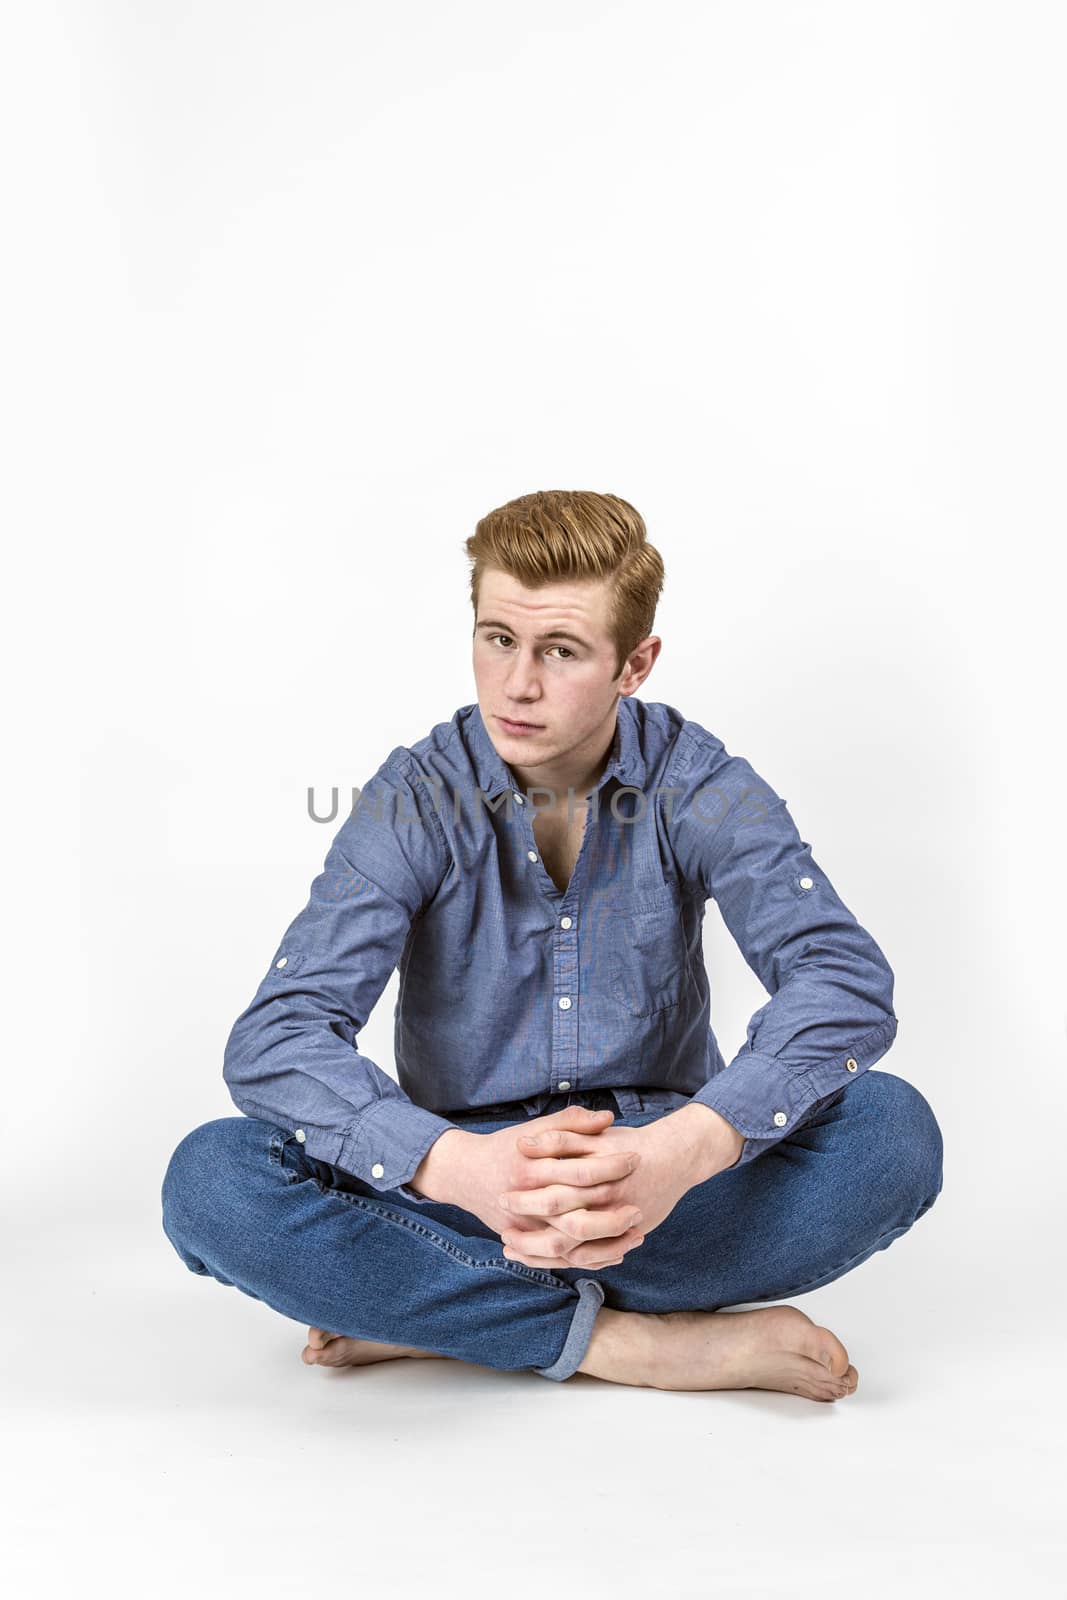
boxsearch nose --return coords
[506,649,543,703]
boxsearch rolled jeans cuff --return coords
[531,1277,605,1382]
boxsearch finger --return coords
[512,1143,641,1187]
[504,1217,646,1256]
[502,1234,632,1268]
[507,1158,639,1205]
[520,1108,614,1145]
[517,1127,627,1157]
[553,1205,645,1243]
[502,1229,644,1270]
[501,1180,640,1219]
[501,1186,644,1236]
[505,1248,626,1270]
[547,1106,615,1128]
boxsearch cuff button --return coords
[294,1128,306,1143]
[773,1111,787,1127]
[845,1058,858,1072]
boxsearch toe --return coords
[812,1327,851,1379]
[793,1353,841,1400]
[824,1364,858,1400]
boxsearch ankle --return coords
[576,1306,643,1381]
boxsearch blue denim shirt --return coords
[222,697,898,1201]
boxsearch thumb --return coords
[519,1106,613,1141]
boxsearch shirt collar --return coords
[465,697,646,799]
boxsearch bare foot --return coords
[301,1326,445,1368]
[577,1303,859,1401]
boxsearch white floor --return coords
[7,1200,1063,1600]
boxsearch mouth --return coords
[496,715,544,733]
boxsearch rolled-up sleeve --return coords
[668,735,898,1167]
[222,750,458,1201]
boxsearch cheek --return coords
[472,651,499,686]
[555,679,606,719]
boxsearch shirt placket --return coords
[511,779,607,1099]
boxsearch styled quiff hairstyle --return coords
[465,490,665,679]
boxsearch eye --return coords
[487,634,575,660]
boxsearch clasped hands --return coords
[482,1104,694,1271]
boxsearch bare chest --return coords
[531,807,588,897]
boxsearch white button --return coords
[799,877,813,889]
[845,1058,858,1072]
[558,996,572,1009]
[294,1128,306,1143]
[528,850,538,862]
[558,1080,571,1090]
[514,792,525,805]
[371,1162,385,1178]
[275,957,288,968]
[560,916,572,929]
[773,1111,787,1127]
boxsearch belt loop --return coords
[610,1088,644,1116]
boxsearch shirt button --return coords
[845,1058,858,1071]
[371,1162,385,1178]
[799,877,813,889]
[558,996,572,1009]
[773,1111,787,1127]
[560,916,572,929]
[294,1128,306,1142]
[557,1080,571,1090]
[528,850,538,862]
[514,792,525,805]
[275,957,288,968]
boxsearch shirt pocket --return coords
[610,883,690,1017]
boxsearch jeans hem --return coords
[530,1277,605,1381]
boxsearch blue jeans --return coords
[160,1070,943,1382]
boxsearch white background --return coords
[5,3,1064,1596]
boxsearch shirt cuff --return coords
[339,1099,461,1204]
[690,1014,898,1168]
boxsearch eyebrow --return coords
[475,620,592,649]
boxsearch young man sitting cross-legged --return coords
[162,489,943,1399]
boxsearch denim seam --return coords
[268,1131,306,1183]
[306,1176,573,1289]
[749,1205,935,1302]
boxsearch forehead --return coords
[476,568,612,635]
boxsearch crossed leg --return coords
[299,1070,943,1399]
